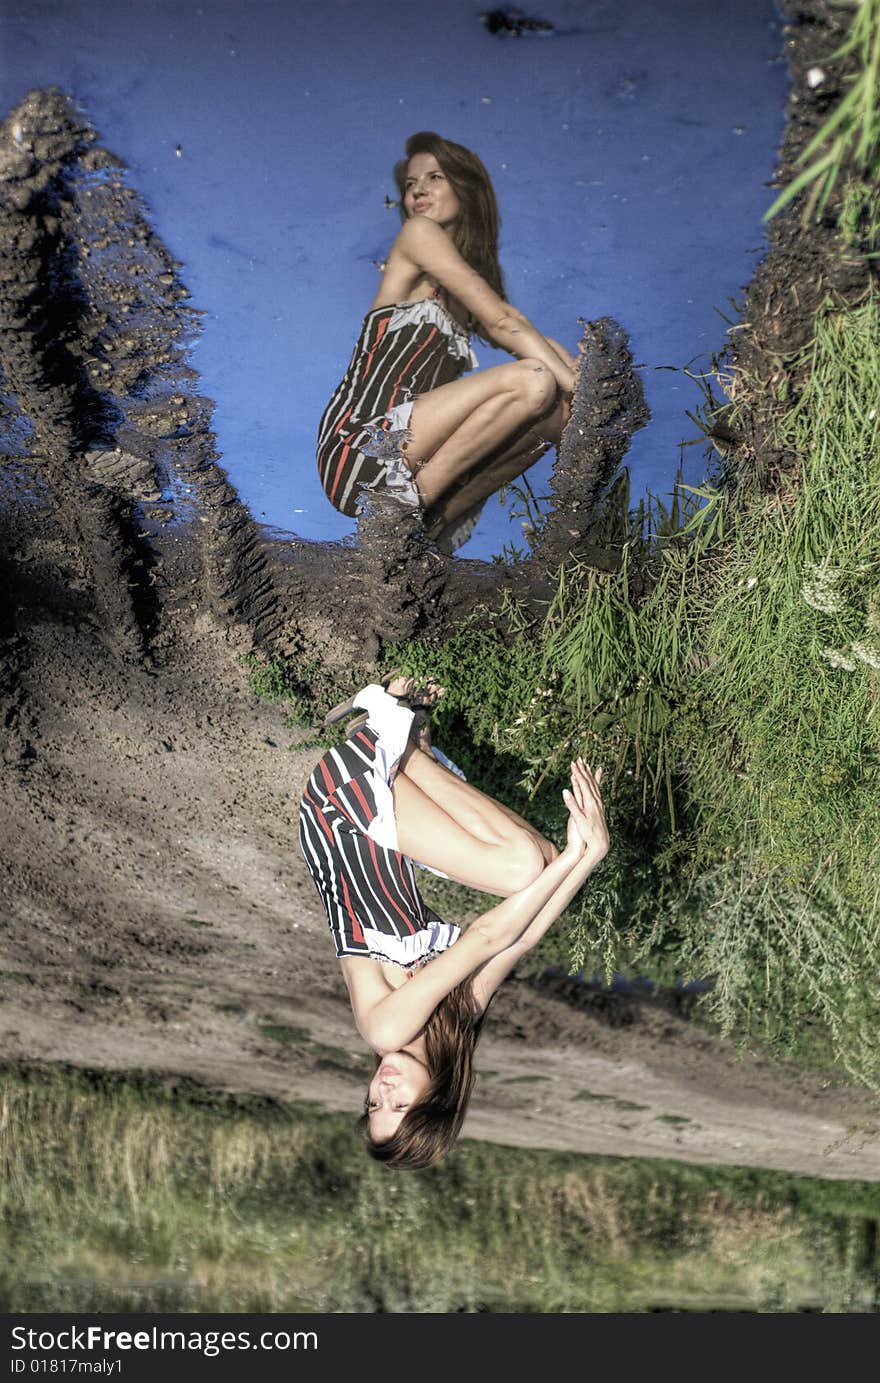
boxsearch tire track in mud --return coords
[0,87,648,675]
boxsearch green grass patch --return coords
[572,1093,647,1113]
[500,1075,551,1085]
[254,1020,370,1073]
[255,1018,312,1047]
[764,0,880,224]
[239,654,357,748]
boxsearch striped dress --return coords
[298,685,461,971]
[316,296,478,519]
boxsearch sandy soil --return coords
[1,1,879,1183]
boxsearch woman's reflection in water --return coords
[316,131,577,551]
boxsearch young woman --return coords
[316,131,577,550]
[298,677,609,1169]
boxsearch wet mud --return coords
[1,0,879,1177]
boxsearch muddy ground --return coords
[1,0,879,1181]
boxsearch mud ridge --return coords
[725,0,879,483]
[532,315,649,571]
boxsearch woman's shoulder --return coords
[392,215,466,269]
[394,214,441,249]
[340,954,401,1001]
[340,955,407,1053]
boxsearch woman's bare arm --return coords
[352,763,607,1051]
[387,218,576,394]
[352,829,595,1054]
[471,762,609,1010]
[544,336,579,372]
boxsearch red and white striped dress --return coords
[298,686,461,971]
[316,296,478,519]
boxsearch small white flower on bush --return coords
[801,558,844,614]
[820,647,856,672]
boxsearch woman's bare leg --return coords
[427,431,556,539]
[380,676,556,888]
[392,770,549,896]
[402,358,559,509]
[423,391,570,533]
[397,741,558,873]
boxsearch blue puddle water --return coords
[0,0,790,558]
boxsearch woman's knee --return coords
[511,358,558,418]
[502,830,548,892]
[536,834,560,867]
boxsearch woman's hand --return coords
[562,759,609,865]
[544,336,579,373]
[544,337,579,401]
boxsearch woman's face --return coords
[402,153,461,229]
[366,1049,431,1141]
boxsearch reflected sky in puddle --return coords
[0,0,789,557]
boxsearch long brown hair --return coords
[394,131,506,310]
[357,979,483,1170]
